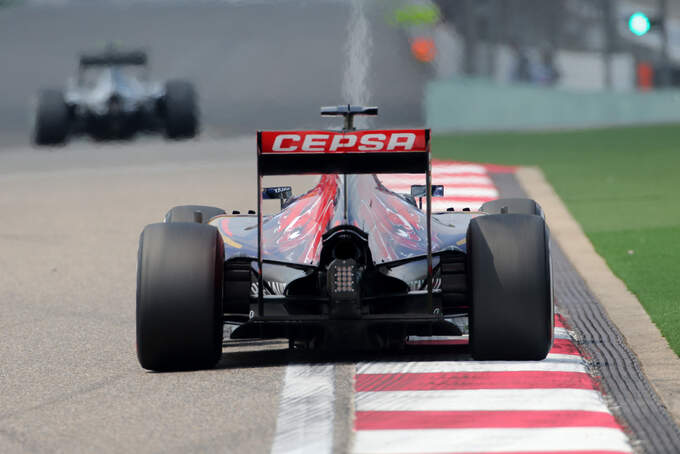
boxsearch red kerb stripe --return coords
[552,338,580,356]
[355,371,597,392]
[354,410,621,430]
[555,313,568,329]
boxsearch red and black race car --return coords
[136,106,553,371]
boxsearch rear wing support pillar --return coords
[256,141,264,318]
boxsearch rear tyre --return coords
[163,80,198,139]
[480,198,544,218]
[467,213,553,360]
[33,89,70,146]
[137,223,224,371]
[164,205,226,224]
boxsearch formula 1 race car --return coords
[33,48,198,145]
[136,105,553,371]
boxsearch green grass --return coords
[432,124,680,355]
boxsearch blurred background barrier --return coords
[416,0,680,132]
[426,77,680,132]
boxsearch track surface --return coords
[2,1,679,453]
[0,139,667,453]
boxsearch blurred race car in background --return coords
[33,48,198,145]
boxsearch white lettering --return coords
[358,133,387,151]
[272,134,300,151]
[386,133,416,151]
[329,134,357,151]
[302,134,329,151]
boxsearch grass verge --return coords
[433,124,680,355]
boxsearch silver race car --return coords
[33,48,198,145]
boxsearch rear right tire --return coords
[136,222,224,371]
[33,89,70,146]
[163,80,198,139]
[467,213,553,360]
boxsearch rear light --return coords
[327,258,362,319]
[328,259,359,298]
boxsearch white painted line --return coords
[547,353,586,362]
[555,327,573,340]
[356,357,586,374]
[355,388,608,412]
[271,364,335,454]
[352,427,632,453]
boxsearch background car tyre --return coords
[163,80,198,139]
[137,222,224,371]
[33,89,70,146]
[164,205,226,224]
[480,198,544,218]
[467,213,553,360]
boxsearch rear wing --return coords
[79,50,148,67]
[254,128,435,316]
[257,129,429,175]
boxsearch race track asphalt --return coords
[0,139,306,453]
[0,1,429,451]
[3,2,679,453]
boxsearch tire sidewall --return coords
[136,222,223,371]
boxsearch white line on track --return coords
[554,326,573,339]
[353,427,632,453]
[271,364,335,454]
[355,388,608,412]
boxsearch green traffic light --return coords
[629,12,651,36]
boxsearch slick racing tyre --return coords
[137,223,224,371]
[164,205,226,224]
[480,198,544,218]
[33,89,70,146]
[467,213,553,360]
[163,80,198,139]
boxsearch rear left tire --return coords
[163,80,198,139]
[136,222,224,371]
[33,89,70,146]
